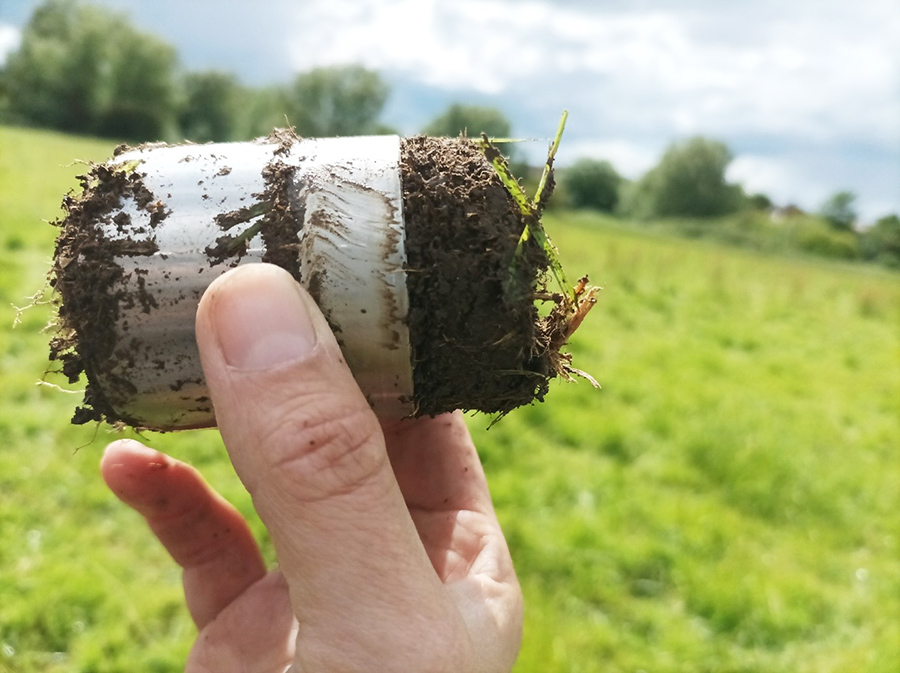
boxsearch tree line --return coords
[2,0,897,268]
[0,1,391,142]
[556,139,900,268]
[0,0,517,145]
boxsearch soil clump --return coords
[400,136,554,416]
[49,164,168,425]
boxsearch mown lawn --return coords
[1,125,898,672]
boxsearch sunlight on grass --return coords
[1,126,898,672]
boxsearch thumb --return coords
[194,264,450,651]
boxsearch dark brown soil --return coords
[258,159,304,280]
[401,136,554,416]
[49,164,168,425]
[205,130,305,275]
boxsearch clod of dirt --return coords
[49,163,169,425]
[401,136,555,416]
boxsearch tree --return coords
[231,85,289,140]
[748,193,773,211]
[423,103,518,161]
[2,0,109,132]
[179,71,242,142]
[819,190,857,231]
[98,28,179,140]
[1,0,178,140]
[636,136,744,218]
[860,214,900,267]
[423,103,512,139]
[560,158,622,212]
[281,65,389,137]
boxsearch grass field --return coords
[1,125,898,672]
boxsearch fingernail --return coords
[212,265,318,370]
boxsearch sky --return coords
[1,0,898,222]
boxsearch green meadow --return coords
[1,125,898,672]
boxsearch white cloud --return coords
[3,0,897,217]
[728,155,816,207]
[287,0,553,94]
[284,0,900,149]
[728,152,900,223]
[0,23,21,65]
[561,138,658,179]
[278,0,899,217]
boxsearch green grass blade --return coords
[534,110,568,211]
[523,212,569,297]
[479,134,532,216]
[480,120,571,299]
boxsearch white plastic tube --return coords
[93,134,415,429]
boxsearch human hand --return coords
[100,263,523,672]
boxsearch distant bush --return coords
[861,214,900,267]
[179,71,242,143]
[423,103,512,140]
[711,214,861,261]
[602,209,868,263]
[423,103,517,160]
[560,158,622,212]
[615,178,648,218]
[786,216,860,259]
[819,191,857,232]
[748,193,773,211]
[1,0,179,140]
[628,136,745,219]
[281,65,390,138]
[234,85,287,140]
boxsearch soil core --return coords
[49,133,582,428]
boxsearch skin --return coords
[100,263,523,672]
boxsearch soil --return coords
[258,159,304,280]
[401,136,554,416]
[49,164,169,425]
[204,130,304,276]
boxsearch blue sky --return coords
[2,0,898,222]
